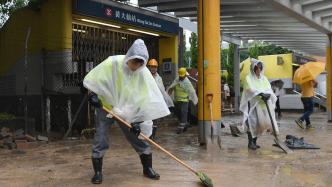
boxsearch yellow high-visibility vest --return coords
[175,84,189,102]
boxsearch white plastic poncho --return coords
[154,73,174,107]
[83,39,170,137]
[167,77,198,105]
[239,58,279,138]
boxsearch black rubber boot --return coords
[140,154,160,180]
[150,125,157,140]
[247,132,257,150]
[91,157,103,184]
[253,137,260,149]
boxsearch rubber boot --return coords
[176,123,186,134]
[91,157,103,184]
[247,132,257,150]
[253,137,260,149]
[140,154,160,180]
[150,125,157,140]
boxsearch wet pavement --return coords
[0,112,332,187]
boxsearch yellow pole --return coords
[198,0,221,145]
[41,0,72,51]
[327,35,332,122]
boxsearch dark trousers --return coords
[92,108,151,158]
[175,101,189,129]
[275,96,281,116]
[300,97,314,125]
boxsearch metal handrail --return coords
[292,89,326,100]
[314,91,326,99]
[292,89,301,95]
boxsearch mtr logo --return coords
[105,8,112,17]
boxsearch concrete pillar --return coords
[233,44,240,113]
[197,0,221,145]
[327,35,332,122]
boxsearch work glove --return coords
[89,92,101,108]
[258,93,271,102]
[130,122,141,137]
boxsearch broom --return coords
[102,106,213,187]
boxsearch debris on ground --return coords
[25,134,37,142]
[37,135,49,142]
[81,128,96,139]
[11,149,26,154]
[0,127,15,149]
[66,137,80,141]
[15,140,30,149]
[285,135,320,149]
[0,127,48,150]
[14,129,25,139]
[220,114,243,136]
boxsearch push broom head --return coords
[197,172,213,187]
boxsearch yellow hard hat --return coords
[178,67,187,77]
[147,59,158,67]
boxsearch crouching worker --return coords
[83,39,170,184]
[239,59,279,150]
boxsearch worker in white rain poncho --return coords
[83,39,170,184]
[167,67,198,134]
[240,58,279,150]
[147,59,174,139]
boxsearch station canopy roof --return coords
[132,0,332,56]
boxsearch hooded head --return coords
[250,58,264,78]
[124,39,149,72]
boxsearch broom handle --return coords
[209,102,215,142]
[207,95,215,127]
[209,102,215,126]
[102,107,198,175]
[263,100,278,139]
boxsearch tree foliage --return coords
[0,0,28,27]
[189,32,198,68]
[228,43,236,86]
[183,33,190,68]
[248,42,292,59]
[221,48,228,70]
[0,0,45,27]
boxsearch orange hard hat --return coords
[148,59,158,67]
